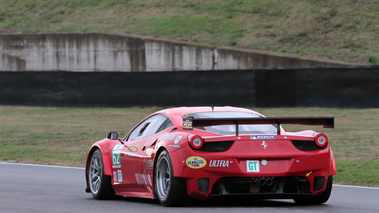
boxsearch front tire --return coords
[294,175,333,205]
[154,150,187,206]
[88,149,115,200]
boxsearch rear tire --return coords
[88,149,115,200]
[154,150,187,206]
[294,175,333,205]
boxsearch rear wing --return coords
[182,116,334,135]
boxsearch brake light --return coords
[315,133,328,147]
[188,135,204,149]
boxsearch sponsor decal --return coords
[169,144,180,148]
[144,159,153,169]
[209,160,231,168]
[183,119,193,130]
[250,135,276,140]
[125,145,140,152]
[246,160,260,172]
[174,136,182,144]
[112,144,123,168]
[113,171,117,182]
[186,156,207,169]
[135,173,152,186]
[117,170,122,182]
[166,134,176,141]
[160,134,169,142]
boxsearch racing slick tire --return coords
[155,150,187,206]
[88,149,115,200]
[293,175,333,205]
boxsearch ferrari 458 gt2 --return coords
[85,106,336,206]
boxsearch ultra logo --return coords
[186,156,207,169]
[209,160,231,168]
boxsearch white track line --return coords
[334,184,379,190]
[0,161,84,170]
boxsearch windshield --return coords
[192,111,278,135]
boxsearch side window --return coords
[156,118,174,132]
[126,114,173,141]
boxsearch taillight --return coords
[315,133,328,147]
[188,135,204,149]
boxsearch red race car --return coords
[85,106,336,206]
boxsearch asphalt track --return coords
[0,162,378,213]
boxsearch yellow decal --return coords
[306,171,313,176]
[183,119,193,130]
[186,156,207,169]
[125,145,140,152]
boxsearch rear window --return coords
[193,111,278,135]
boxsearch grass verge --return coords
[0,106,378,187]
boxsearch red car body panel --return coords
[85,107,335,201]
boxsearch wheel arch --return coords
[153,147,168,177]
[85,146,100,192]
[88,145,113,176]
[152,147,168,198]
[153,146,184,178]
[85,144,113,193]
[153,146,188,206]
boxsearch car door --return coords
[112,114,173,196]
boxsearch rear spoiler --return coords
[182,116,334,135]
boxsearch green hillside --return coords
[0,0,378,65]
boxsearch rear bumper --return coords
[187,175,328,200]
[170,140,334,200]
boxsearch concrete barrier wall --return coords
[0,33,354,72]
[1,67,378,108]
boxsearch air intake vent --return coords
[198,178,210,193]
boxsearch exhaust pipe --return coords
[258,178,266,186]
[266,177,273,186]
[256,177,274,186]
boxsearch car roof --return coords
[155,106,263,126]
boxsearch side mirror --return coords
[107,132,119,140]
